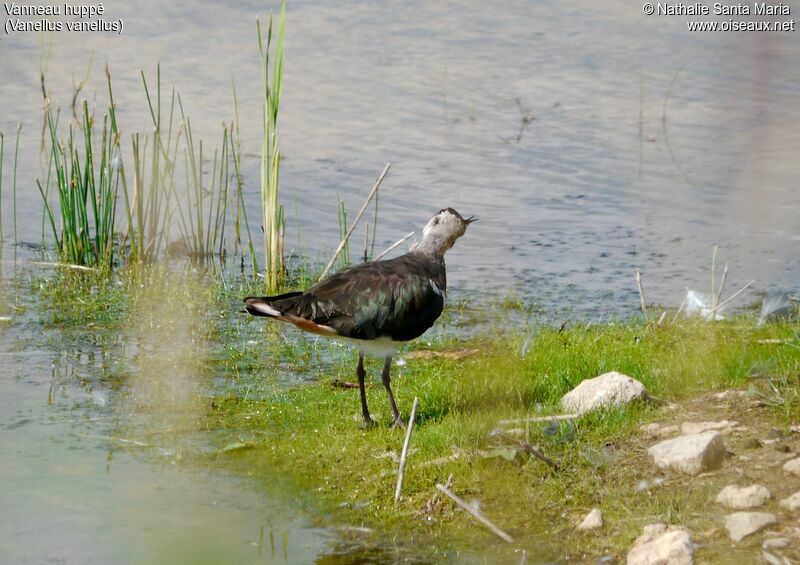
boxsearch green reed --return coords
[337,196,350,268]
[257,1,286,291]
[37,101,121,268]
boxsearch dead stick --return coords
[319,164,390,280]
[375,231,415,261]
[634,269,647,315]
[497,414,579,426]
[394,396,419,502]
[424,473,453,512]
[435,483,514,543]
[672,292,688,323]
[29,261,100,273]
[712,280,754,314]
[517,439,559,470]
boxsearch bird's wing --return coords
[282,253,446,341]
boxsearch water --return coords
[1,0,799,561]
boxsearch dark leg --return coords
[381,355,404,428]
[356,353,374,426]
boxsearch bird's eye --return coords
[432,218,440,226]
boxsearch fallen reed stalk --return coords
[497,414,579,426]
[435,482,514,543]
[319,163,390,281]
[375,231,415,261]
[394,396,419,503]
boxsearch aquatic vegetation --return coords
[37,101,121,269]
[257,2,287,291]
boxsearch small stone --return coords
[779,491,800,512]
[648,431,726,475]
[641,423,679,440]
[763,537,790,549]
[577,508,603,531]
[626,523,693,565]
[783,457,800,476]
[561,371,647,415]
[724,512,776,542]
[680,420,738,435]
[774,444,791,453]
[742,438,763,449]
[715,485,771,509]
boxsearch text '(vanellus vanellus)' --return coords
[244,208,475,427]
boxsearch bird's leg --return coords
[356,353,374,426]
[381,355,405,428]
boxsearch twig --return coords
[672,293,688,323]
[319,164,390,280]
[423,473,453,514]
[657,311,667,325]
[394,396,419,503]
[29,261,100,273]
[711,245,718,312]
[493,430,560,470]
[634,269,647,315]
[375,231,415,261]
[711,280,754,316]
[516,439,559,470]
[716,262,729,307]
[435,483,514,543]
[497,414,579,426]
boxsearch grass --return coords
[203,317,800,561]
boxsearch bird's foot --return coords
[391,417,406,430]
[359,417,378,430]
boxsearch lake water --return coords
[1,0,798,561]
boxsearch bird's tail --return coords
[243,292,302,318]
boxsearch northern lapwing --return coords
[244,208,475,427]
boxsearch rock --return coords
[724,512,776,542]
[561,371,646,415]
[577,508,603,531]
[680,420,738,435]
[763,537,790,549]
[783,457,800,476]
[778,491,800,512]
[715,485,771,509]
[648,431,726,475]
[762,550,789,565]
[641,423,679,440]
[743,438,763,449]
[626,523,693,565]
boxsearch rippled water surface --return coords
[1,0,799,561]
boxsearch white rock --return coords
[577,508,603,531]
[641,423,679,440]
[648,431,726,475]
[724,512,776,542]
[763,537,790,549]
[783,457,800,476]
[561,371,646,415]
[626,523,693,565]
[680,420,738,435]
[715,485,771,509]
[779,490,800,512]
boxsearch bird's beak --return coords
[465,215,478,224]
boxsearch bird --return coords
[243,207,475,427]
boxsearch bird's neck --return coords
[415,233,450,260]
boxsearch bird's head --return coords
[417,207,476,257]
